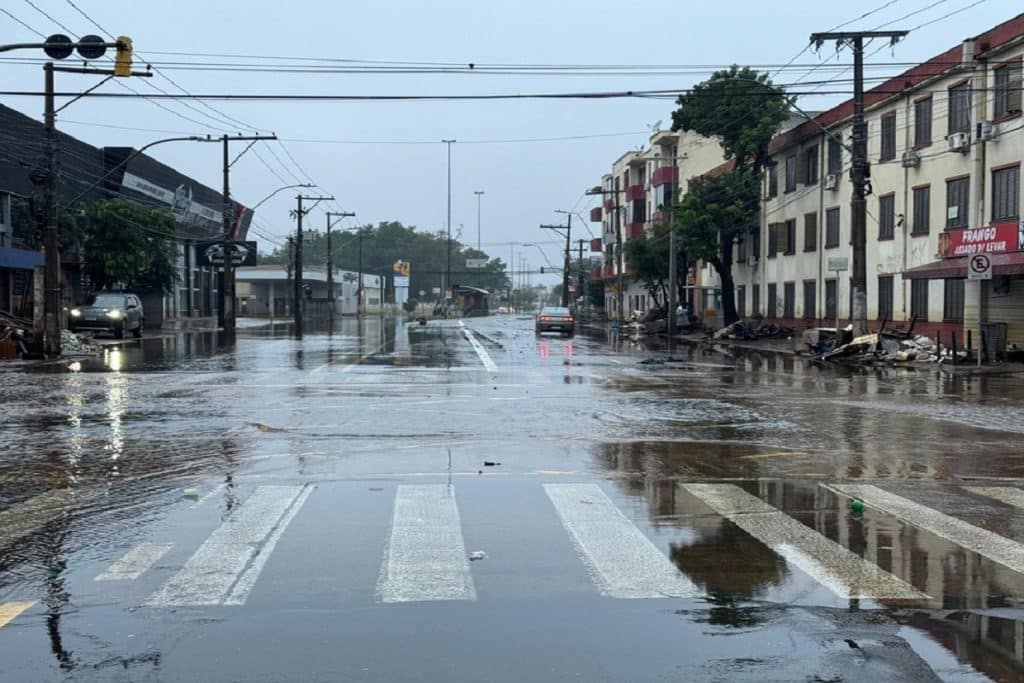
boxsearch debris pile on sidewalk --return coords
[61,329,100,355]
[812,327,967,364]
[713,317,792,341]
[0,312,34,359]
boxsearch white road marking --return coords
[830,484,1024,576]
[146,485,311,607]
[965,486,1024,509]
[95,543,173,581]
[544,484,700,599]
[460,323,498,373]
[225,485,314,605]
[683,484,925,600]
[0,489,76,552]
[377,485,476,603]
[195,483,225,507]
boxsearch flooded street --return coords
[3,315,1024,681]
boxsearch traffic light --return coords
[113,36,133,77]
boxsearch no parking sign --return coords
[968,254,993,280]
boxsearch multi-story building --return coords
[737,13,1023,353]
[590,129,725,320]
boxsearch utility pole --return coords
[810,30,906,335]
[668,229,677,356]
[357,228,364,316]
[292,193,334,338]
[286,236,294,316]
[325,211,355,322]
[543,212,572,307]
[442,139,456,301]
[34,36,147,356]
[219,133,277,342]
[474,190,484,251]
[576,238,586,302]
[585,186,624,321]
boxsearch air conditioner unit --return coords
[901,150,921,168]
[976,121,999,142]
[823,173,839,191]
[947,131,971,153]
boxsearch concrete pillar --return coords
[268,280,275,319]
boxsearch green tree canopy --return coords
[260,220,509,299]
[671,66,789,325]
[79,199,179,294]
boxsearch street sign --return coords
[827,256,849,272]
[466,258,488,269]
[968,253,993,280]
[196,241,257,267]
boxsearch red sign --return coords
[944,223,1022,257]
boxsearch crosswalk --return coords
[7,481,1024,630]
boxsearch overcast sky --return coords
[1,0,1020,285]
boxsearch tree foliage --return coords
[624,222,674,312]
[79,199,179,294]
[671,66,789,324]
[260,220,509,300]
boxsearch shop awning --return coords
[903,252,1024,279]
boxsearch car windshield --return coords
[543,308,570,315]
[87,293,125,308]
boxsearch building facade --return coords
[737,14,1023,354]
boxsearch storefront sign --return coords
[944,223,1023,257]
[195,241,257,267]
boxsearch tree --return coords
[79,199,179,294]
[671,66,789,325]
[624,222,673,313]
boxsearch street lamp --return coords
[251,183,314,211]
[474,190,484,251]
[442,139,455,301]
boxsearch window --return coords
[784,219,796,255]
[993,166,1020,222]
[994,59,1022,119]
[768,164,778,198]
[948,81,971,135]
[736,285,746,318]
[914,97,933,147]
[944,278,965,321]
[784,155,797,193]
[878,194,895,240]
[783,282,795,319]
[825,207,840,248]
[804,145,819,185]
[912,185,930,235]
[878,276,893,320]
[752,284,760,316]
[827,136,842,175]
[946,177,970,229]
[803,281,816,319]
[751,227,760,260]
[911,279,929,321]
[880,112,897,161]
[736,231,747,261]
[768,223,779,258]
[825,279,837,321]
[767,284,777,318]
[804,213,817,252]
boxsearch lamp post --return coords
[474,190,484,251]
[442,139,456,301]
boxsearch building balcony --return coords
[652,211,669,226]
[625,185,645,202]
[627,223,646,240]
[589,207,602,222]
[651,166,678,187]
[589,238,603,252]
[589,268,603,283]
[602,265,615,279]
[604,198,615,211]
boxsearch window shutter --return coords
[795,151,808,185]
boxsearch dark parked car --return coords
[535,306,575,337]
[69,292,144,339]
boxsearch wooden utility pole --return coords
[809,30,907,335]
[292,193,334,337]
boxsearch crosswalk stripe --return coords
[146,485,310,607]
[965,486,1024,509]
[95,543,173,581]
[0,601,35,630]
[544,484,700,599]
[683,484,926,600]
[0,489,75,552]
[831,484,1024,576]
[377,484,477,603]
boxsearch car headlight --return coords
[106,309,123,320]
[70,308,81,317]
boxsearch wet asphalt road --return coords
[3,315,1024,681]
